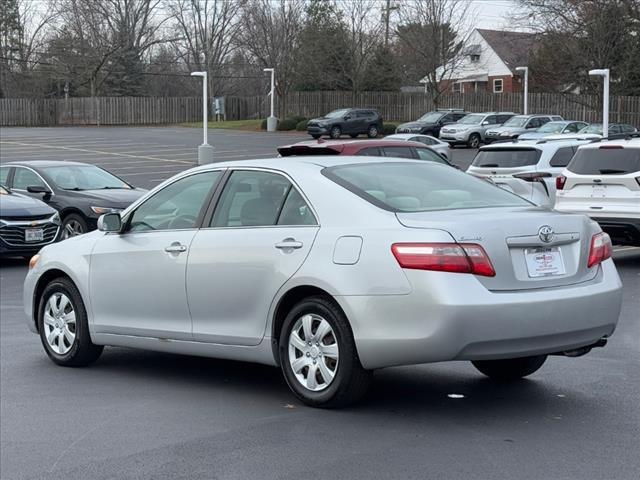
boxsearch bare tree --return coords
[238,0,304,114]
[166,0,244,97]
[395,0,474,105]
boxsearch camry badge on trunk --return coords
[538,225,555,243]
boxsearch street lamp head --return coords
[191,71,206,77]
[263,68,274,73]
[589,69,609,77]
[515,66,528,73]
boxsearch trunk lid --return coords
[396,206,598,291]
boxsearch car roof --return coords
[385,133,438,140]
[479,138,591,150]
[577,138,640,150]
[191,155,426,171]
[280,139,431,149]
[3,160,91,168]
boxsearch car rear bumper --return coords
[337,260,622,369]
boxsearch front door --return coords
[89,170,223,340]
[187,169,319,345]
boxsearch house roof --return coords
[477,29,538,72]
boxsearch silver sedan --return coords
[24,157,623,407]
[384,133,451,159]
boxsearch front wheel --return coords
[279,296,372,408]
[61,213,87,240]
[329,126,342,139]
[467,133,481,149]
[38,277,103,367]
[472,355,547,380]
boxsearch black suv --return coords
[307,108,383,139]
[395,109,469,137]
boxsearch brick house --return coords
[429,29,538,94]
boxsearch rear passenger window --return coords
[211,171,290,227]
[382,146,415,159]
[549,147,576,167]
[356,147,381,156]
[277,188,317,226]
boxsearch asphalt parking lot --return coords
[1,127,638,479]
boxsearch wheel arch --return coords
[32,269,75,332]
[270,284,349,365]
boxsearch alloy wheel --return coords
[288,314,339,392]
[42,293,76,355]
[61,219,85,239]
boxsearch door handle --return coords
[275,238,303,250]
[164,243,187,253]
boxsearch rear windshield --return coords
[568,147,640,175]
[323,162,531,212]
[472,148,542,168]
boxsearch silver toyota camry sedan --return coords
[23,157,623,407]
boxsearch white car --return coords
[384,134,451,160]
[466,139,592,206]
[555,139,640,246]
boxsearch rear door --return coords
[186,169,319,345]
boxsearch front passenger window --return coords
[128,171,221,232]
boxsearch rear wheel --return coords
[467,133,481,149]
[330,126,342,139]
[38,277,103,367]
[472,355,547,380]
[367,125,379,138]
[279,296,372,408]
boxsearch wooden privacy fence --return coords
[0,97,202,127]
[1,92,639,126]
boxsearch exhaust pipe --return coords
[555,337,608,358]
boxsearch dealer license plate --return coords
[25,228,44,242]
[525,247,566,277]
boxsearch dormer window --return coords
[470,54,480,62]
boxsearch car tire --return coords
[472,355,547,380]
[61,213,87,240]
[467,133,481,149]
[329,126,342,139]
[38,277,103,367]
[279,295,372,408]
[367,125,379,138]
[310,134,321,139]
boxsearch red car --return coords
[277,139,455,167]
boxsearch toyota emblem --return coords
[538,225,555,243]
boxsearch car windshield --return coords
[457,114,485,125]
[323,162,530,212]
[502,116,528,127]
[324,109,349,119]
[472,148,542,168]
[418,112,444,123]
[579,125,602,134]
[538,122,566,133]
[42,165,131,190]
[568,147,640,175]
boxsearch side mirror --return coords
[482,121,489,126]
[97,212,122,233]
[26,185,51,194]
[344,115,351,121]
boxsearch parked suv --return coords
[439,112,515,148]
[306,108,383,139]
[555,139,640,246]
[395,109,469,137]
[466,138,591,206]
[484,115,563,143]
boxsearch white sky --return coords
[469,0,522,30]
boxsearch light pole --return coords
[263,68,277,132]
[191,71,214,164]
[515,66,528,115]
[589,68,610,138]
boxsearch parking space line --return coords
[1,141,195,165]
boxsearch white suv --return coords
[466,138,592,206]
[555,139,640,246]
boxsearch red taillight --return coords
[556,175,567,190]
[391,243,496,277]
[587,232,613,268]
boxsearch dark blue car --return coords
[0,185,61,257]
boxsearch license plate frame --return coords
[25,228,44,243]
[524,247,566,278]
[591,184,606,197]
